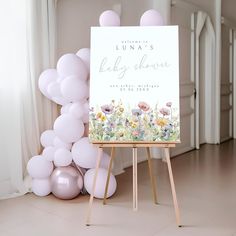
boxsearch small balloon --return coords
[69,102,84,119]
[99,10,120,26]
[54,148,73,167]
[47,81,61,98]
[61,103,73,114]
[42,146,57,161]
[32,178,51,197]
[57,53,88,80]
[27,155,53,179]
[53,114,84,143]
[51,166,83,200]
[53,136,72,150]
[40,130,56,148]
[76,48,90,70]
[84,168,117,199]
[38,69,58,98]
[140,9,164,26]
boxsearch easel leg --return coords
[85,147,103,226]
[132,147,138,211]
[146,147,158,204]
[164,148,181,227]
[103,147,115,205]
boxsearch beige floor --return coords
[1,140,236,236]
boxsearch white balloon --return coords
[27,155,53,179]
[69,102,84,119]
[60,103,73,114]
[76,48,90,70]
[53,136,72,150]
[57,53,88,80]
[38,69,58,98]
[47,81,61,98]
[32,178,51,196]
[42,146,57,161]
[54,148,73,167]
[61,76,89,102]
[84,168,117,199]
[40,130,56,148]
[53,114,84,143]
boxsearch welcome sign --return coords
[89,26,180,143]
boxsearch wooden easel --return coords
[85,143,181,227]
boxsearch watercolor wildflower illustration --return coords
[89,100,180,142]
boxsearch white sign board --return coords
[89,26,180,143]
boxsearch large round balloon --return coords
[38,69,58,98]
[71,137,111,169]
[27,155,53,179]
[84,168,117,199]
[140,9,164,26]
[51,166,83,200]
[57,53,88,80]
[32,178,51,197]
[61,76,89,102]
[99,10,120,26]
[40,130,56,147]
[53,114,84,143]
[76,48,90,70]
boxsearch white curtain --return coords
[0,0,58,199]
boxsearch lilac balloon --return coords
[42,146,57,161]
[99,10,120,26]
[32,178,51,197]
[57,53,88,80]
[38,69,58,98]
[53,114,84,143]
[76,48,90,70]
[61,76,89,102]
[84,168,117,199]
[52,96,69,106]
[47,81,61,98]
[53,136,72,150]
[140,9,164,26]
[40,130,56,147]
[51,166,83,200]
[27,155,53,179]
[69,102,84,119]
[71,137,111,169]
[54,148,73,167]
[60,103,73,114]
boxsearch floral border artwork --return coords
[89,100,180,142]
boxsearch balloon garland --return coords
[27,9,164,200]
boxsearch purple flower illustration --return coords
[166,102,172,107]
[159,107,170,116]
[101,104,114,114]
[132,109,142,116]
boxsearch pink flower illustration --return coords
[159,107,170,116]
[138,101,150,112]
[166,102,172,107]
[101,104,114,114]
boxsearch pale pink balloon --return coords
[53,114,84,143]
[71,137,110,169]
[32,178,51,197]
[60,103,73,114]
[53,136,72,150]
[27,155,54,179]
[140,9,164,26]
[38,69,58,98]
[69,102,84,119]
[47,81,61,98]
[99,10,120,26]
[57,53,88,80]
[76,48,90,70]
[40,130,56,147]
[54,148,73,167]
[42,146,57,161]
[61,76,89,102]
[84,168,117,199]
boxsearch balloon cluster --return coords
[27,9,164,200]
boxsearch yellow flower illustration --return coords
[156,118,168,127]
[96,112,102,119]
[101,115,106,121]
[130,121,137,128]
